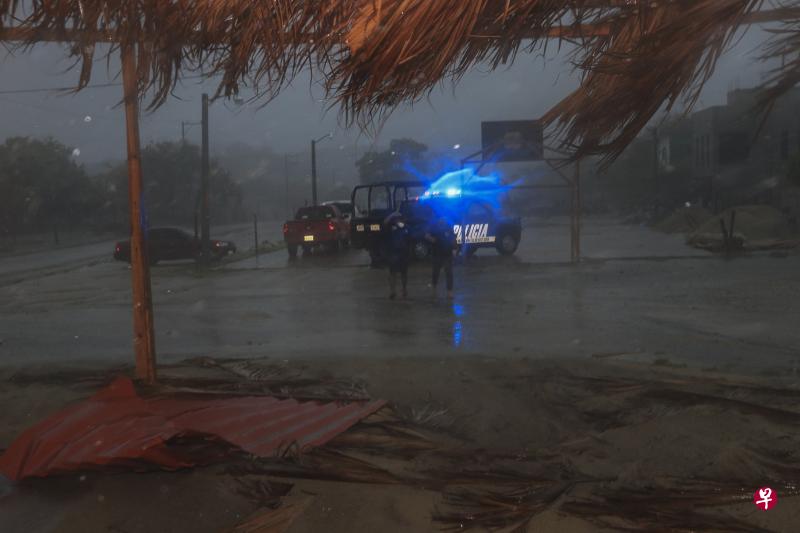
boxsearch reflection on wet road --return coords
[0,218,796,375]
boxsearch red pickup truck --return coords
[283,205,349,258]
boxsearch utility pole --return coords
[651,126,660,214]
[311,139,318,206]
[121,42,156,384]
[200,93,211,264]
[311,133,332,206]
[284,154,290,218]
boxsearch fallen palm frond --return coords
[325,416,440,459]
[173,357,371,401]
[561,478,800,532]
[228,447,405,485]
[434,482,579,532]
[232,477,294,509]
[228,497,313,533]
[642,388,800,425]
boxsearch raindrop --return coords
[453,144,461,150]
[84,115,92,123]
[72,148,81,157]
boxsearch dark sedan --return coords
[113,227,236,265]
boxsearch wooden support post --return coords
[121,42,157,383]
[200,93,211,265]
[253,213,259,262]
[570,160,582,263]
[575,160,582,263]
[311,139,318,206]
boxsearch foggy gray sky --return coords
[0,27,775,165]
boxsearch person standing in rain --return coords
[425,216,456,298]
[383,211,410,299]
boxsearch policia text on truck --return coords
[349,180,521,263]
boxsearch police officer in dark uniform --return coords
[425,216,456,298]
[383,211,410,299]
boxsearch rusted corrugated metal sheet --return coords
[0,377,385,481]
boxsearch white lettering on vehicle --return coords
[453,224,496,244]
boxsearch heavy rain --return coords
[1,2,800,532]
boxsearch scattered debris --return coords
[561,479,800,532]
[435,482,579,532]
[0,377,385,481]
[232,478,293,509]
[687,204,796,251]
[591,350,644,359]
[228,497,313,533]
[179,357,371,401]
[655,206,711,233]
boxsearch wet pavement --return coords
[0,218,797,374]
[0,222,283,286]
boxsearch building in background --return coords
[611,87,800,218]
[687,87,800,212]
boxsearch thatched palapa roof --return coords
[1,1,799,164]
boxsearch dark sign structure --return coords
[481,120,544,162]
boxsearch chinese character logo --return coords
[754,487,777,511]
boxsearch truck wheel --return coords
[412,241,431,260]
[329,240,341,254]
[496,233,519,256]
[288,244,298,258]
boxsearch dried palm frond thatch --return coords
[542,0,787,166]
[758,8,800,109]
[2,1,798,162]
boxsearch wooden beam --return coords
[1,8,796,44]
[121,41,157,384]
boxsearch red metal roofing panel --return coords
[0,377,385,481]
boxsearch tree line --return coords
[0,137,244,242]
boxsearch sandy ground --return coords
[1,218,799,531]
[1,356,799,532]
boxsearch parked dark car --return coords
[113,227,236,265]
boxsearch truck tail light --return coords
[282,223,288,234]
[328,221,335,231]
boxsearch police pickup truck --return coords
[399,195,521,259]
[349,180,429,264]
[349,179,521,261]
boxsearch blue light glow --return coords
[453,321,463,348]
[452,304,465,347]
[422,168,517,212]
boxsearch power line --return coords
[0,81,122,95]
[0,74,209,96]
[0,95,118,122]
